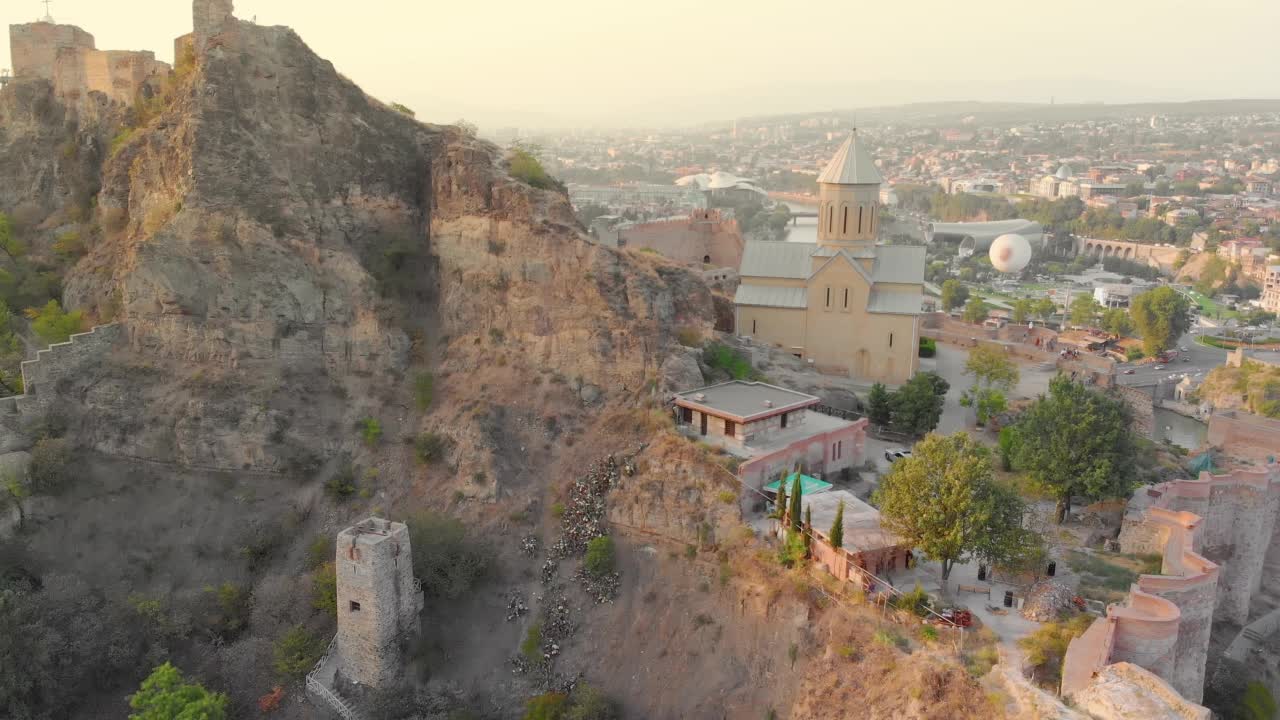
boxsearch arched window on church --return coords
[841,205,848,234]
[828,205,834,233]
[858,206,864,234]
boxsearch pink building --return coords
[672,381,866,492]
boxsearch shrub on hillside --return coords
[414,372,435,410]
[584,536,615,577]
[509,147,563,192]
[414,432,450,464]
[25,300,85,347]
[702,342,760,381]
[273,625,324,681]
[358,417,382,446]
[324,463,358,500]
[407,510,492,599]
[918,337,937,358]
[312,562,337,616]
[1018,614,1093,686]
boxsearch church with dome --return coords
[733,131,925,386]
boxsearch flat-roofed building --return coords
[673,380,866,491]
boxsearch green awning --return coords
[763,472,833,496]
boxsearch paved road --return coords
[1115,328,1229,389]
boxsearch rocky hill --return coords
[0,4,1002,719]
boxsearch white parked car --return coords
[884,449,912,463]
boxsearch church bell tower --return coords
[816,130,883,251]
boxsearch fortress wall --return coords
[10,22,94,79]
[0,324,122,422]
[618,212,744,269]
[1114,384,1155,436]
[10,22,169,108]
[1208,411,1280,461]
[1066,464,1279,707]
[1106,589,1180,681]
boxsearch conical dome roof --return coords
[818,130,882,185]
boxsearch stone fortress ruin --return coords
[333,517,424,688]
[8,13,171,108]
[306,517,423,718]
[1062,463,1280,709]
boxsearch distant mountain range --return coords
[736,99,1280,127]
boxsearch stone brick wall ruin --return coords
[0,324,122,451]
[1063,464,1280,708]
[9,22,169,107]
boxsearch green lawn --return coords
[1184,289,1239,320]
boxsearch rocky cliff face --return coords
[0,77,118,251]
[28,14,713,472]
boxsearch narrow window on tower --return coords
[828,205,834,233]
[843,288,849,309]
[752,319,757,334]
[842,206,848,234]
[889,333,894,348]
[826,287,831,308]
[858,206,864,233]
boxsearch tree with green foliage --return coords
[829,499,844,550]
[1069,293,1102,327]
[997,426,1017,471]
[963,345,1019,393]
[960,345,1018,425]
[389,102,416,117]
[803,506,812,554]
[25,300,85,347]
[1034,297,1057,323]
[584,536,615,577]
[0,301,24,396]
[788,473,803,533]
[1129,286,1192,356]
[1011,299,1033,324]
[128,662,228,720]
[892,372,949,436]
[1102,307,1133,336]
[874,432,1029,581]
[961,296,989,324]
[773,480,787,520]
[1013,376,1138,523]
[867,382,893,427]
[940,279,969,311]
[0,213,25,262]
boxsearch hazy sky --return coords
[4,0,1280,130]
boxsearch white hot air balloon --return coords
[989,233,1032,273]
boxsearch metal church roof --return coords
[817,131,883,186]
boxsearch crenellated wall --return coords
[1064,464,1280,707]
[0,324,122,449]
[9,22,170,107]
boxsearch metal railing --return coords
[305,636,362,720]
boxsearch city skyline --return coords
[3,0,1280,130]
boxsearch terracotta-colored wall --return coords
[1066,463,1279,704]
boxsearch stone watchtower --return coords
[335,518,424,688]
[193,0,235,48]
